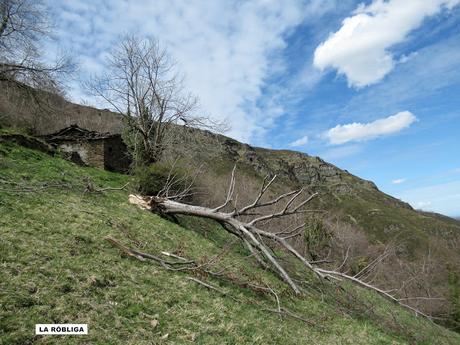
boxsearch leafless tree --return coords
[1,0,49,54]
[128,166,435,319]
[0,0,73,92]
[87,35,221,165]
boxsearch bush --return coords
[304,215,331,260]
[135,162,193,198]
[447,267,460,332]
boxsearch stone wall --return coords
[58,140,105,169]
[103,136,131,172]
[55,137,130,172]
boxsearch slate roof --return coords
[43,124,116,142]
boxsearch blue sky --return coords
[45,0,460,217]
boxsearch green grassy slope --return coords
[1,142,459,344]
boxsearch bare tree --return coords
[0,0,73,92]
[0,0,50,55]
[87,35,218,165]
[128,166,434,318]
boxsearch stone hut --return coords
[43,125,131,173]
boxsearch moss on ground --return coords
[1,142,459,344]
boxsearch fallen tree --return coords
[104,235,321,327]
[128,166,432,319]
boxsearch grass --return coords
[1,141,460,344]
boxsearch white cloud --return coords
[48,0,330,143]
[289,135,309,147]
[415,201,432,209]
[338,33,460,120]
[392,178,406,184]
[397,180,460,216]
[313,0,460,87]
[325,111,417,145]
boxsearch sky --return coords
[45,0,460,217]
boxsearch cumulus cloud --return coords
[289,135,309,147]
[313,0,460,87]
[325,111,417,145]
[48,0,325,143]
[392,178,406,184]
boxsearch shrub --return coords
[447,267,460,332]
[304,215,331,260]
[135,162,193,198]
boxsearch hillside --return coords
[1,79,459,242]
[1,82,460,327]
[0,80,123,136]
[2,140,460,344]
[167,126,460,249]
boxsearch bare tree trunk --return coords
[126,168,435,320]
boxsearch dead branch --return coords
[315,267,432,319]
[128,167,433,320]
[186,277,230,296]
[336,245,350,272]
[105,235,234,274]
[96,182,130,193]
[156,161,203,201]
[353,244,393,280]
[212,165,236,212]
[263,307,319,327]
[83,177,129,194]
[186,276,318,327]
[106,235,319,326]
